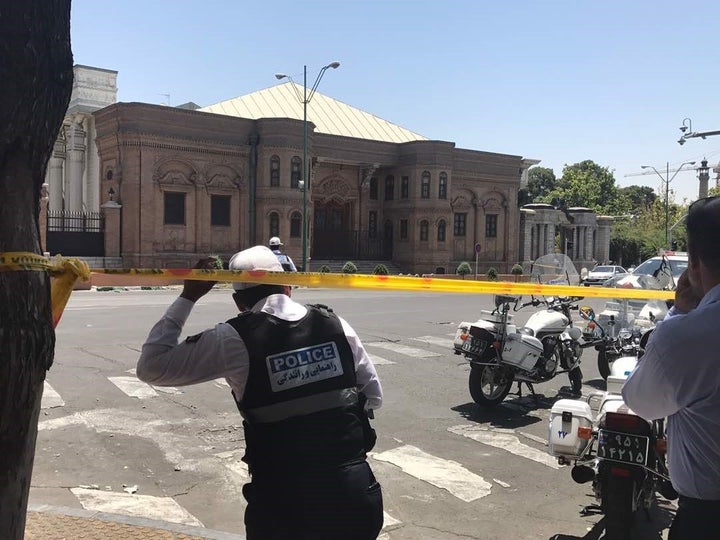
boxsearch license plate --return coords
[462,337,487,355]
[597,429,649,466]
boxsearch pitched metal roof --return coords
[200,82,428,144]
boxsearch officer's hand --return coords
[673,270,702,314]
[180,257,220,303]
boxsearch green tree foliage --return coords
[373,264,389,275]
[615,185,657,214]
[456,261,472,277]
[526,167,557,203]
[486,267,499,281]
[318,265,331,273]
[510,264,524,275]
[341,261,357,274]
[549,160,618,212]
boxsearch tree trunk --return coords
[0,2,73,537]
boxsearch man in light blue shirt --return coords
[622,196,720,540]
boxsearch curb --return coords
[28,503,246,540]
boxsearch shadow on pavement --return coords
[584,378,607,391]
[550,500,674,540]
[452,380,617,430]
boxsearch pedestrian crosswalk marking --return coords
[411,335,455,349]
[41,382,64,409]
[369,354,396,365]
[382,511,402,531]
[70,487,204,527]
[371,444,492,502]
[108,376,159,398]
[365,342,442,358]
[448,425,561,469]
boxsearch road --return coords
[30,287,674,539]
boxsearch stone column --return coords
[85,118,100,212]
[101,201,122,257]
[585,227,593,261]
[47,139,65,211]
[64,116,87,212]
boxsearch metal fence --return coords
[47,211,105,256]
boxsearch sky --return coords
[70,0,720,204]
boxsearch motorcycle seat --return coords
[518,327,535,336]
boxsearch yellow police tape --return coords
[0,251,675,328]
[93,267,674,300]
[0,252,91,327]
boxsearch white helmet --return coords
[269,236,283,247]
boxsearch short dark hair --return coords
[233,284,285,308]
[687,196,720,273]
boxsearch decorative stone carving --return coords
[450,195,473,210]
[360,164,380,189]
[205,164,244,189]
[318,176,353,201]
[153,160,197,186]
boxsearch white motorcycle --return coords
[547,307,674,540]
[453,254,586,407]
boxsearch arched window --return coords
[421,171,431,199]
[438,172,447,199]
[385,175,394,200]
[437,219,446,242]
[290,211,302,238]
[270,212,280,237]
[420,220,429,241]
[290,156,302,189]
[270,155,280,187]
[369,177,378,200]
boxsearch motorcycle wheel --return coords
[602,475,635,540]
[568,366,583,395]
[597,349,611,381]
[468,364,512,407]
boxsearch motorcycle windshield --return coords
[530,253,580,287]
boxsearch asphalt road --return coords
[30,287,674,539]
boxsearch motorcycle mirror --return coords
[579,306,595,321]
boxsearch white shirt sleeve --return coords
[338,315,383,410]
[621,322,681,420]
[136,297,250,391]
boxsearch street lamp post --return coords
[275,62,340,272]
[640,161,695,250]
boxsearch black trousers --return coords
[243,460,383,540]
[668,496,720,540]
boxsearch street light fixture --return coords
[677,117,720,145]
[640,161,695,250]
[275,61,341,272]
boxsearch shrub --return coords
[486,267,499,281]
[342,261,357,274]
[373,264,389,275]
[456,261,472,278]
[511,264,524,275]
[318,265,332,273]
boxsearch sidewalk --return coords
[26,504,245,540]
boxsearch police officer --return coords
[137,245,384,540]
[269,236,297,272]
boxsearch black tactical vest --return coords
[227,304,370,476]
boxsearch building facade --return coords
[92,100,537,274]
[45,68,615,274]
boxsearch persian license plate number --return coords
[462,337,487,355]
[597,429,649,466]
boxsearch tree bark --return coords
[0,2,73,537]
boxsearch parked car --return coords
[583,265,628,286]
[631,251,688,290]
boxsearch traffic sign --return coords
[474,243,482,254]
